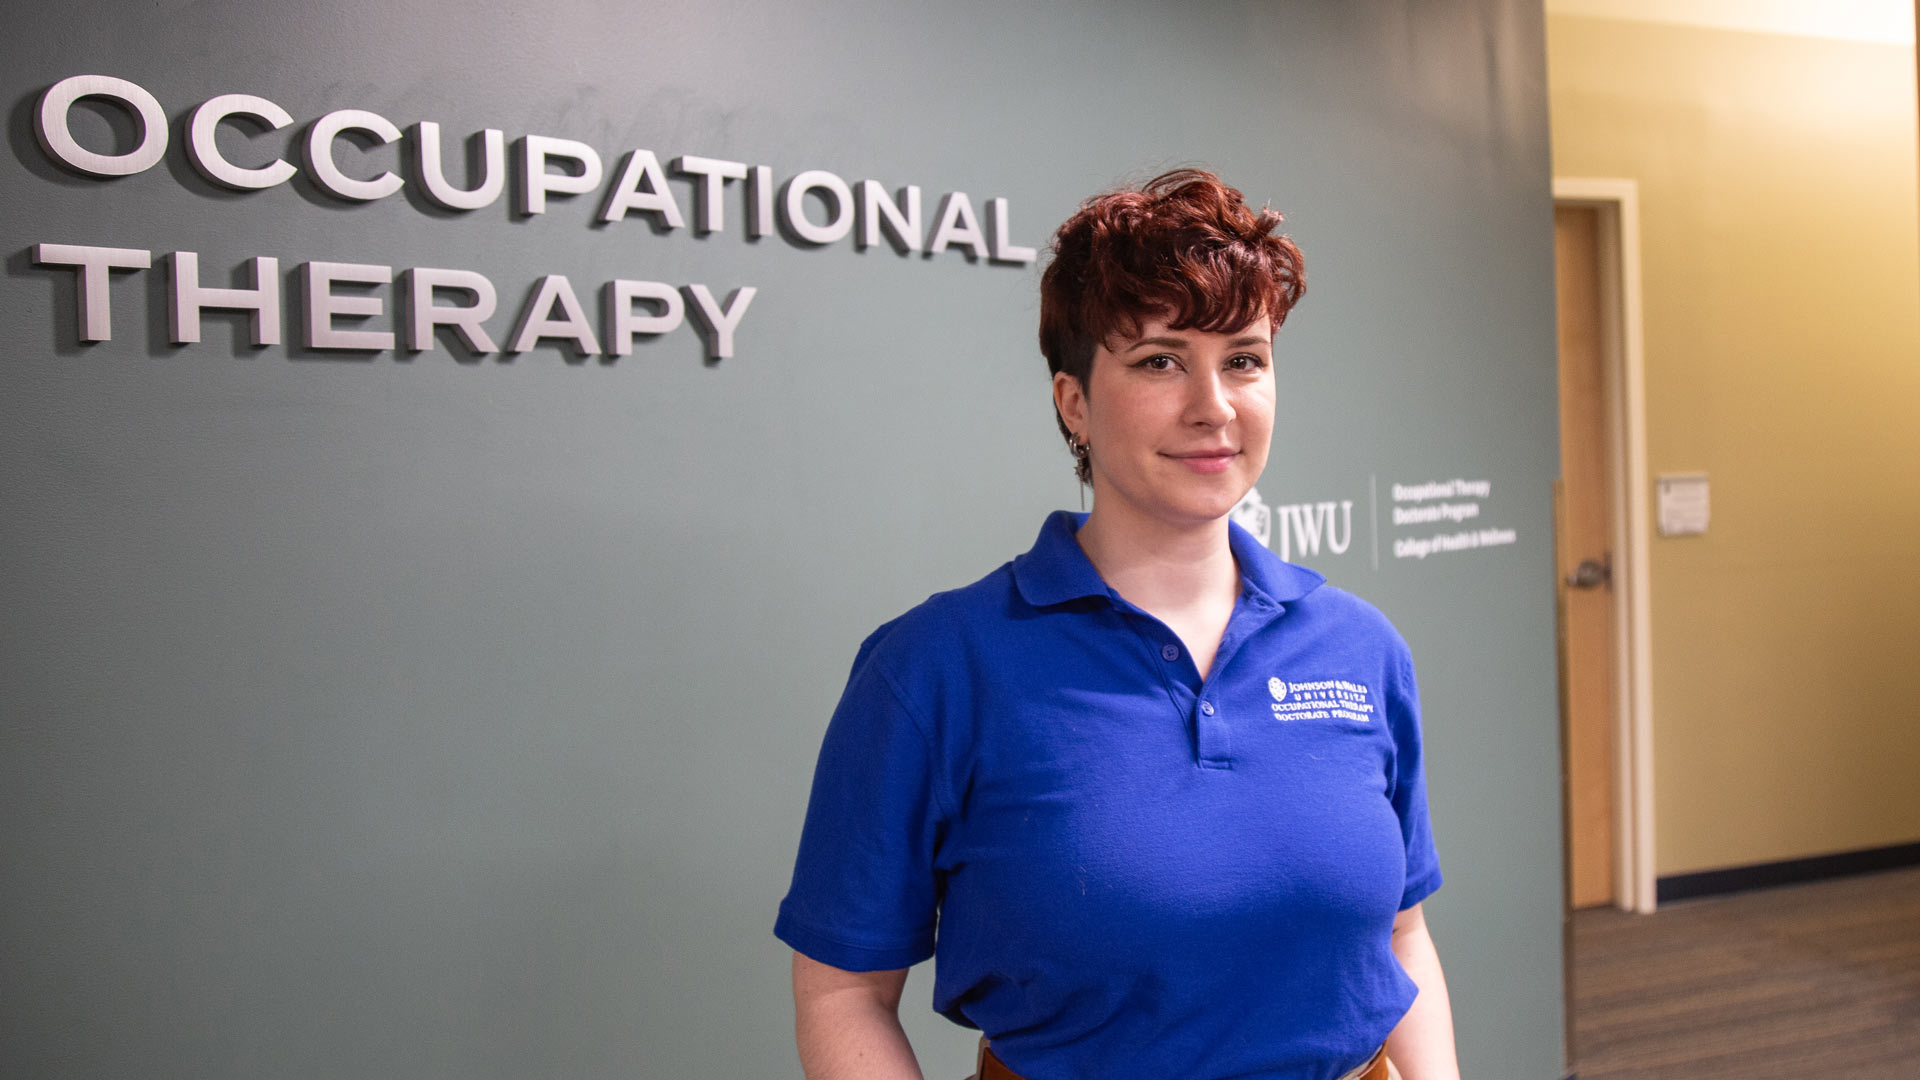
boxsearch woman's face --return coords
[1053,313,1276,530]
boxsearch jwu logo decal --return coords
[1232,488,1355,562]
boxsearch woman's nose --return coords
[1186,371,1235,426]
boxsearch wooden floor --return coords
[1571,866,1920,1079]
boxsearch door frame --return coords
[1553,178,1656,913]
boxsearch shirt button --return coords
[1161,644,1180,662]
[1200,700,1215,715]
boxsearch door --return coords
[1553,204,1617,910]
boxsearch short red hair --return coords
[1038,169,1305,476]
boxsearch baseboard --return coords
[1656,840,1920,903]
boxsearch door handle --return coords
[1566,555,1611,590]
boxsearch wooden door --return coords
[1554,205,1617,909]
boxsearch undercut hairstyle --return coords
[1038,168,1306,481]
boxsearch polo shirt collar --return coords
[1012,511,1110,607]
[1012,510,1326,609]
[1228,512,1327,607]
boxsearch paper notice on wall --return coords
[1657,473,1709,536]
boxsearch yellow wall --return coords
[1547,14,1920,875]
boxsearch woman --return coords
[775,170,1459,1080]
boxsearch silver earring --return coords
[1071,437,1091,510]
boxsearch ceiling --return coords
[1544,0,1915,45]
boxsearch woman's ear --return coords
[1052,370,1089,440]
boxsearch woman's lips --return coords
[1165,450,1237,475]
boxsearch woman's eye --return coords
[1228,354,1268,371]
[1136,354,1177,371]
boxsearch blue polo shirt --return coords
[776,511,1441,1080]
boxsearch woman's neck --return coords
[1074,500,1240,616]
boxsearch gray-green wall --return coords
[1,2,1564,1076]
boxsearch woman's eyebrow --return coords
[1121,334,1272,352]
[1126,335,1190,350]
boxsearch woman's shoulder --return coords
[1232,521,1403,657]
[1281,577,1414,660]
[851,559,1024,669]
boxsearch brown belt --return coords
[975,1039,1391,1080]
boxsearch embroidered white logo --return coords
[1270,679,1375,723]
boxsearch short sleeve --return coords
[774,639,951,971]
[1386,645,1443,910]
